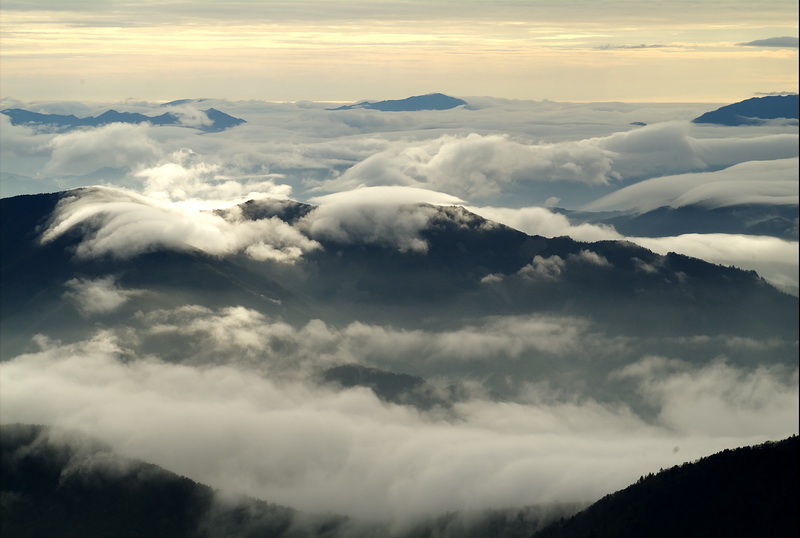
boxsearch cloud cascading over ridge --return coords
[466,206,622,243]
[40,186,320,263]
[300,186,464,252]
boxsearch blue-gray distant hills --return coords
[330,92,467,111]
[0,107,245,132]
[692,95,799,125]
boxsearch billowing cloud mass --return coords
[301,186,464,252]
[40,187,320,263]
[315,122,799,204]
[63,276,141,315]
[614,356,799,435]
[1,329,796,522]
[467,206,622,242]
[135,148,293,209]
[45,123,163,176]
[327,133,618,198]
[583,158,799,212]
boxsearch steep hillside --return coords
[532,436,799,538]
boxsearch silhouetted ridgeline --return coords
[531,436,799,538]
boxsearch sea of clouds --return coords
[1,96,798,527]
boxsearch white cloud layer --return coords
[1,332,796,523]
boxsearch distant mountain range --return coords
[692,95,799,126]
[3,423,795,538]
[0,107,246,132]
[330,92,467,111]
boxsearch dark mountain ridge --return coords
[1,189,796,361]
[1,107,246,132]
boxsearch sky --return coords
[1,0,798,102]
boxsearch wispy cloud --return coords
[595,43,668,50]
[63,275,141,315]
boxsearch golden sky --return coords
[1,0,797,102]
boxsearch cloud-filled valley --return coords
[2,318,796,523]
[1,94,798,535]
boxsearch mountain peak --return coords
[693,95,799,125]
[329,93,467,111]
